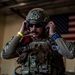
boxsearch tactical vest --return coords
[15,36,65,75]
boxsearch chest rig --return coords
[16,37,54,75]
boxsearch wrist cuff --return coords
[51,33,60,41]
[17,32,24,37]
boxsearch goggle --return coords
[28,22,47,28]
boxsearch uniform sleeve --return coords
[55,38,75,59]
[1,36,22,59]
[50,33,75,59]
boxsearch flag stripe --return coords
[69,15,75,19]
[69,21,75,25]
[69,19,75,22]
[68,28,75,34]
[62,34,75,37]
[69,24,75,28]
[62,36,75,40]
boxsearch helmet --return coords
[26,8,50,23]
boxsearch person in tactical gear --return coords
[1,8,75,75]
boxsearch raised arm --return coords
[1,20,29,59]
[46,21,75,59]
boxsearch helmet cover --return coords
[26,8,49,23]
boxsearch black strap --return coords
[14,66,21,75]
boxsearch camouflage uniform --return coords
[1,35,75,75]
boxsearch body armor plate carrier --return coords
[15,38,64,75]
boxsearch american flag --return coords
[62,14,75,42]
[50,14,75,42]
